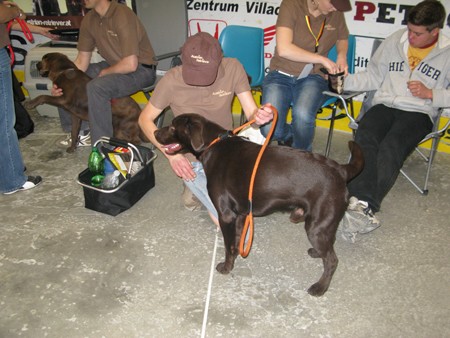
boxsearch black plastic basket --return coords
[77,137,157,216]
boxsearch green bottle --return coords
[88,146,104,175]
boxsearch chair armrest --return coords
[322,90,365,100]
[322,90,365,129]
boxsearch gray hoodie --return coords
[345,28,450,121]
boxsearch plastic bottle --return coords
[101,170,120,189]
[88,146,104,175]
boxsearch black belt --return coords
[141,63,156,70]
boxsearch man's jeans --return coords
[348,104,433,212]
[261,71,328,151]
[183,161,218,220]
[0,48,26,193]
[59,62,156,142]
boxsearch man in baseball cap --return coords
[139,31,274,225]
[181,32,223,86]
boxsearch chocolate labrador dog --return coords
[24,52,147,152]
[155,114,364,296]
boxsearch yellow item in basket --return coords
[108,153,128,178]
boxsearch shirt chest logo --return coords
[212,89,232,97]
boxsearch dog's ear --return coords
[188,119,207,152]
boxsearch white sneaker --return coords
[338,197,381,242]
[59,132,91,147]
[3,176,42,195]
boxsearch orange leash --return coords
[206,107,278,257]
[238,107,278,257]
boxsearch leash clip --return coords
[218,130,233,141]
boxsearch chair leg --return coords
[400,136,439,195]
[324,103,338,157]
[423,136,439,194]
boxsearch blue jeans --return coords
[348,104,433,212]
[59,62,156,142]
[0,48,27,193]
[261,71,328,151]
[183,161,218,219]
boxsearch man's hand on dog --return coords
[51,84,63,97]
[168,154,196,181]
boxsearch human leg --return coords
[374,109,433,210]
[0,49,41,194]
[261,71,294,143]
[87,64,155,143]
[290,74,328,151]
[183,161,218,220]
[347,104,395,210]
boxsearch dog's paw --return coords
[307,282,327,297]
[216,262,231,274]
[66,146,76,153]
[307,248,321,258]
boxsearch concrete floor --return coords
[1,107,449,338]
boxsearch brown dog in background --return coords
[25,52,147,152]
[155,114,364,296]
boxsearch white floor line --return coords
[201,229,220,338]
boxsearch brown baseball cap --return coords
[331,0,352,12]
[181,32,223,86]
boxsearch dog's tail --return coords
[342,141,364,182]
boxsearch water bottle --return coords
[88,146,104,175]
[101,170,120,189]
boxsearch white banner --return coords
[187,0,450,71]
[9,0,450,72]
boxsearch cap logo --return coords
[191,55,210,64]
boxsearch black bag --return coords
[12,70,34,139]
[77,137,157,216]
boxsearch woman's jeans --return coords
[261,71,328,151]
[348,104,433,212]
[0,48,26,193]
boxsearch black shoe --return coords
[3,176,42,195]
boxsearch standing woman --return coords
[0,1,53,194]
[261,0,351,150]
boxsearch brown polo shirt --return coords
[270,0,349,77]
[150,58,251,130]
[77,0,155,66]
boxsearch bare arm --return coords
[0,2,23,23]
[237,90,274,126]
[74,51,92,72]
[276,26,339,74]
[335,39,349,74]
[139,102,196,181]
[98,55,139,77]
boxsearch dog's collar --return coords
[207,130,234,149]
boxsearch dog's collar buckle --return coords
[218,130,233,141]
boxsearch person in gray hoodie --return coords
[341,0,449,235]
